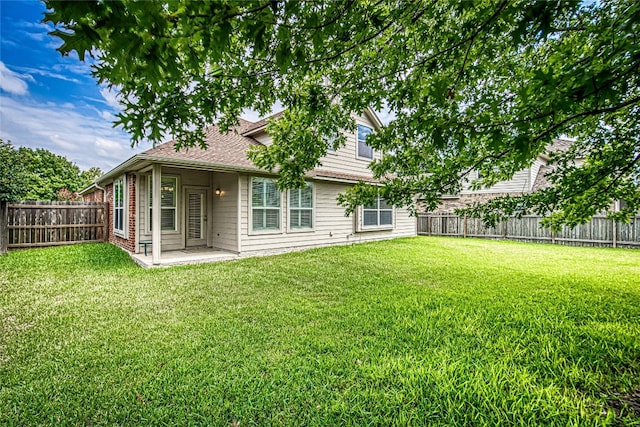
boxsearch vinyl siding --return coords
[211,172,239,252]
[529,159,545,191]
[239,175,416,254]
[461,168,533,195]
[317,111,381,178]
[250,111,381,179]
[138,167,212,252]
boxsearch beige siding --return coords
[251,111,381,179]
[317,111,381,178]
[239,175,416,254]
[138,167,211,252]
[529,159,545,191]
[252,133,272,146]
[462,168,533,195]
[211,172,239,252]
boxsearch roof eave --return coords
[78,182,100,195]
[96,155,146,185]
[137,154,263,174]
[241,125,268,137]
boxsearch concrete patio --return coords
[130,247,239,268]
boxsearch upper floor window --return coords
[363,196,393,228]
[148,176,178,231]
[289,183,313,230]
[326,135,336,153]
[357,125,373,159]
[113,175,126,236]
[251,177,281,232]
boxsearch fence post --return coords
[502,221,507,239]
[463,214,467,238]
[0,201,7,255]
[103,203,109,242]
[612,219,617,248]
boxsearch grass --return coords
[1,237,639,426]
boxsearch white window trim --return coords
[113,174,127,238]
[356,124,374,161]
[248,176,283,235]
[357,196,394,232]
[147,175,180,234]
[287,182,315,233]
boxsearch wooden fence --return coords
[6,201,108,249]
[417,213,640,248]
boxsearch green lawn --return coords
[1,237,639,426]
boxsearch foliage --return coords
[55,188,82,202]
[81,166,103,184]
[1,238,639,425]
[0,139,103,202]
[16,147,100,201]
[0,140,27,203]
[43,0,640,226]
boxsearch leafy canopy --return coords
[0,140,102,201]
[0,140,28,203]
[44,0,640,227]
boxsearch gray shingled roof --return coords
[142,118,262,169]
[545,138,575,157]
[139,116,378,183]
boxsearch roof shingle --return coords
[142,118,262,169]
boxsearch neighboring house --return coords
[80,109,416,265]
[433,138,578,213]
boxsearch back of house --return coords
[80,109,416,265]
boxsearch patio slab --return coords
[130,247,239,268]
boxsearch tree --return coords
[17,147,97,201]
[43,0,640,228]
[0,140,28,254]
[0,140,27,204]
[81,166,103,184]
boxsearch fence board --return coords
[418,213,640,249]
[6,201,107,249]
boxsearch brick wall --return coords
[81,189,104,203]
[431,192,522,214]
[105,174,136,253]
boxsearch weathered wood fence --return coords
[6,201,108,249]
[417,213,640,248]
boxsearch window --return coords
[251,177,281,232]
[357,124,373,159]
[289,183,313,230]
[362,196,393,228]
[326,135,336,153]
[148,176,177,231]
[113,175,126,236]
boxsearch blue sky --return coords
[0,0,153,172]
[0,1,391,173]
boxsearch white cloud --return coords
[0,61,32,95]
[15,21,53,31]
[13,66,81,83]
[99,86,122,111]
[14,20,55,42]
[1,38,18,48]
[52,61,93,77]
[0,95,148,171]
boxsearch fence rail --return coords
[6,201,108,249]
[417,214,640,248]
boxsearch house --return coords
[433,138,578,213]
[80,109,416,266]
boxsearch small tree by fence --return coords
[417,213,640,248]
[4,201,108,250]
